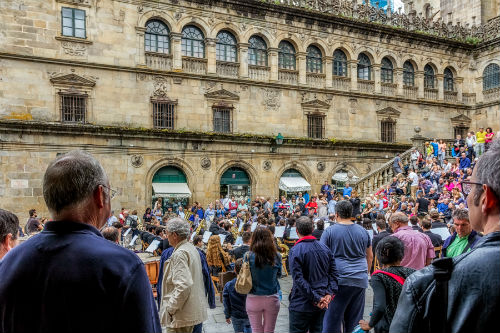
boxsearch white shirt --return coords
[409,172,419,186]
[107,215,118,226]
[411,151,419,161]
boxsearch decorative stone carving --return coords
[49,72,96,87]
[262,160,272,171]
[131,155,143,168]
[317,162,325,172]
[262,88,281,112]
[205,86,240,101]
[201,157,211,170]
[174,10,183,21]
[172,77,182,84]
[152,76,169,98]
[136,73,148,81]
[349,98,357,114]
[61,41,86,56]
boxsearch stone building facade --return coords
[0,0,499,220]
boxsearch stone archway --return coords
[216,160,258,201]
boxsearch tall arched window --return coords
[483,63,500,90]
[145,20,170,54]
[424,64,435,88]
[381,57,394,83]
[333,49,347,76]
[216,30,237,62]
[444,67,454,91]
[248,35,267,66]
[357,53,371,80]
[181,25,204,58]
[306,45,323,73]
[403,61,415,86]
[278,41,296,70]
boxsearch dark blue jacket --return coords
[442,230,481,257]
[288,236,339,312]
[0,221,161,333]
[459,157,471,169]
[157,246,216,309]
[222,278,248,320]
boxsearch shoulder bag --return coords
[235,252,252,294]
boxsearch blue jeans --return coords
[232,317,252,333]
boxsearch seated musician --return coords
[206,235,231,277]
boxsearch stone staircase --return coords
[353,147,414,198]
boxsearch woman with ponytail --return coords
[359,237,415,333]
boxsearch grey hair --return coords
[43,150,108,214]
[452,208,470,222]
[166,217,190,240]
[474,138,500,208]
[390,212,409,225]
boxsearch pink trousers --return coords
[245,294,280,333]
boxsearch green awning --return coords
[220,167,250,185]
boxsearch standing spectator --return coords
[107,210,119,226]
[420,217,443,248]
[359,237,415,333]
[430,139,439,158]
[160,218,207,332]
[343,183,353,198]
[245,227,282,333]
[327,195,337,215]
[393,153,403,175]
[289,216,338,333]
[25,208,42,235]
[230,231,251,260]
[408,169,419,199]
[391,138,500,333]
[229,197,239,217]
[0,150,161,333]
[320,200,373,333]
[350,190,361,218]
[415,191,430,215]
[321,181,332,196]
[475,127,486,156]
[312,220,325,240]
[442,208,481,258]
[388,212,435,270]
[223,259,251,333]
[465,132,476,161]
[438,140,447,166]
[0,209,20,260]
[485,127,495,151]
[453,134,465,157]
[410,148,419,171]
[372,219,391,256]
[409,216,422,232]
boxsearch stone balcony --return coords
[483,87,500,102]
[306,72,326,88]
[216,61,239,78]
[248,65,270,81]
[278,69,299,85]
[444,91,458,102]
[145,52,172,71]
[424,88,438,100]
[404,86,418,99]
[182,57,207,75]
[332,76,350,91]
[358,80,374,94]
[381,82,396,96]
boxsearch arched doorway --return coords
[220,167,251,201]
[152,166,191,211]
[279,168,311,200]
[331,169,358,195]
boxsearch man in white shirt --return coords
[107,211,118,226]
[410,148,420,171]
[408,169,419,199]
[442,159,452,173]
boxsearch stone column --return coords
[206,38,217,75]
[297,52,307,85]
[349,60,358,91]
[238,42,249,78]
[436,74,444,100]
[475,77,484,103]
[372,64,381,94]
[268,47,279,82]
[395,68,404,96]
[171,32,182,71]
[135,27,146,67]
[325,56,333,88]
[416,70,424,99]
[455,77,463,102]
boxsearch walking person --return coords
[223,258,252,333]
[245,227,282,333]
[320,200,373,333]
[289,216,339,333]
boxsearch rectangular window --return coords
[381,121,396,143]
[60,93,87,123]
[62,7,86,38]
[153,102,175,129]
[454,126,468,139]
[307,115,325,139]
[213,107,231,133]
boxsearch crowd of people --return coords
[0,136,499,333]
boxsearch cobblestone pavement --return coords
[201,275,374,333]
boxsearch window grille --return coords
[61,7,86,38]
[444,68,455,92]
[306,45,323,73]
[307,115,325,139]
[181,25,204,58]
[333,49,347,76]
[60,93,87,123]
[381,120,396,143]
[216,31,237,62]
[213,108,232,133]
[424,64,436,88]
[152,101,175,129]
[381,58,393,83]
[145,20,170,54]
[403,61,415,86]
[357,53,371,80]
[278,41,296,70]
[454,126,468,139]
[248,36,267,66]
[483,63,500,91]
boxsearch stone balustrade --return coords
[462,93,476,105]
[248,65,270,81]
[404,86,418,99]
[278,69,299,85]
[145,52,172,71]
[182,57,207,75]
[381,83,396,96]
[424,88,438,100]
[358,80,375,94]
[216,61,239,78]
[332,76,350,91]
[306,73,326,88]
[444,91,458,102]
[483,87,500,102]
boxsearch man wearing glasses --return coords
[390,139,500,333]
[0,150,161,333]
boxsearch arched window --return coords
[381,57,394,83]
[216,30,237,62]
[444,67,454,91]
[403,61,415,86]
[306,45,323,73]
[483,63,500,91]
[333,49,347,77]
[357,53,371,80]
[248,35,267,66]
[181,25,204,58]
[424,64,435,89]
[278,41,296,70]
[145,20,170,54]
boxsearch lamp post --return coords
[271,133,284,153]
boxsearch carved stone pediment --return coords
[376,107,401,117]
[450,114,471,127]
[301,98,331,110]
[49,73,96,87]
[204,88,239,101]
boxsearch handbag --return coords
[235,252,252,294]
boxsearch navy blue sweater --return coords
[222,278,248,319]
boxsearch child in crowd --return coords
[223,259,252,333]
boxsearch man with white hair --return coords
[160,217,208,332]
